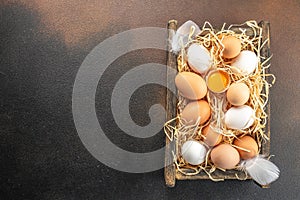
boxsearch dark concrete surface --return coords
[0,0,299,199]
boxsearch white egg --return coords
[187,43,212,74]
[231,50,258,75]
[181,140,207,165]
[224,105,255,130]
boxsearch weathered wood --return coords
[259,20,271,157]
[165,20,271,188]
[164,20,177,188]
[259,20,271,189]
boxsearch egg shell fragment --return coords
[206,70,231,93]
[224,105,255,130]
[175,72,207,100]
[181,140,207,165]
[211,143,240,169]
[187,43,212,74]
[181,100,211,125]
[233,136,259,160]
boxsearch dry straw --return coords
[164,20,275,179]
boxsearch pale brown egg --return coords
[233,136,259,160]
[226,82,250,106]
[221,36,241,59]
[202,125,223,147]
[181,100,211,125]
[175,72,207,100]
[210,144,240,169]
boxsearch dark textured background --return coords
[0,0,299,199]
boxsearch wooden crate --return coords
[164,20,271,187]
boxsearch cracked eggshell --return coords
[187,43,212,74]
[181,140,207,165]
[224,105,255,130]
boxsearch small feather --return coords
[241,156,280,185]
[171,33,183,53]
[171,20,200,54]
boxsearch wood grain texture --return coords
[164,20,177,188]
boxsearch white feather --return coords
[171,32,183,53]
[171,20,200,54]
[241,156,280,185]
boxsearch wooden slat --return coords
[259,20,271,189]
[259,21,271,157]
[164,20,177,188]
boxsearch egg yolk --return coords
[207,70,230,93]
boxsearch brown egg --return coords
[202,125,223,147]
[233,136,259,160]
[226,82,250,106]
[175,72,207,100]
[181,100,211,125]
[210,144,240,169]
[221,36,241,59]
